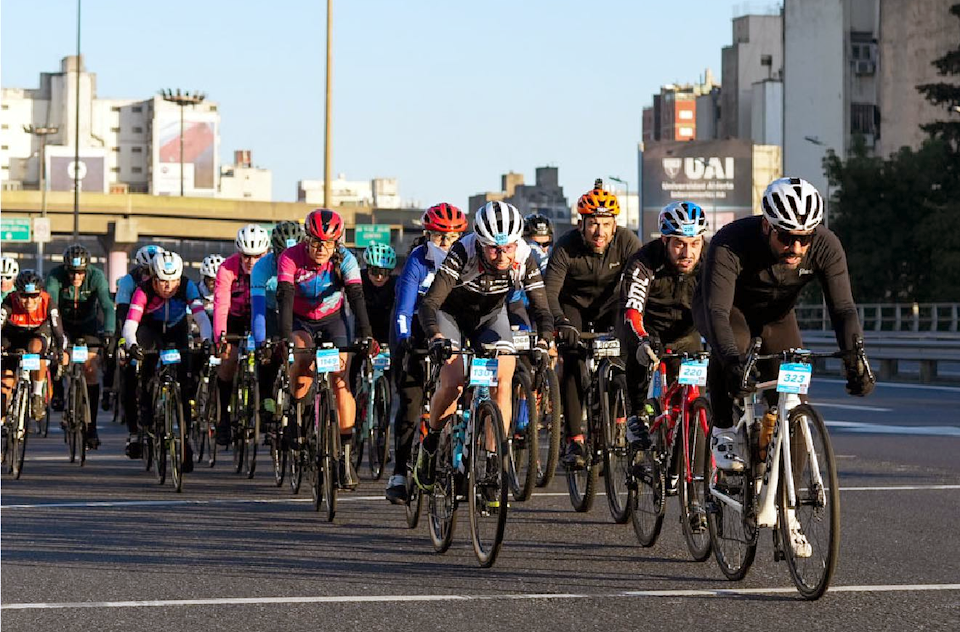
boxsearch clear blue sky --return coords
[2,0,759,208]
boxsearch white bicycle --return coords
[704,334,873,600]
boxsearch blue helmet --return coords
[659,201,708,237]
[363,242,397,270]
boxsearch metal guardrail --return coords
[797,303,960,333]
[801,331,960,383]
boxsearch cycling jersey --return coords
[123,279,210,346]
[116,268,148,305]
[621,238,700,344]
[1,291,65,353]
[212,253,255,341]
[361,270,396,344]
[276,242,371,341]
[391,242,447,346]
[419,233,554,339]
[544,225,642,322]
[693,216,862,365]
[45,264,116,334]
[250,252,279,345]
[0,289,11,302]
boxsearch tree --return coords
[916,3,960,153]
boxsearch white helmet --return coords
[135,244,165,268]
[761,177,824,232]
[0,256,19,279]
[474,201,524,247]
[235,224,270,256]
[200,254,224,278]
[659,201,708,237]
[152,251,184,281]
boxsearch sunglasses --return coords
[368,267,390,277]
[427,231,461,245]
[68,269,87,276]
[241,254,263,262]
[772,227,814,247]
[20,293,41,300]
[483,243,517,256]
[307,237,337,251]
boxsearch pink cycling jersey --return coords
[213,253,253,338]
[276,243,362,321]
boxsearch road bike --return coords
[1,351,44,478]
[62,342,96,465]
[351,347,392,480]
[191,349,221,467]
[134,346,191,493]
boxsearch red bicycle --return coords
[629,349,713,561]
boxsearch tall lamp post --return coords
[323,0,333,207]
[73,0,82,240]
[160,89,206,196]
[608,175,631,230]
[803,135,831,229]
[692,157,718,235]
[24,125,59,274]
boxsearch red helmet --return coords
[422,203,468,233]
[305,208,344,241]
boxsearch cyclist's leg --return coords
[428,311,464,432]
[758,311,805,408]
[289,326,314,401]
[167,321,194,468]
[391,343,424,478]
[559,304,585,440]
[79,329,102,447]
[27,329,50,417]
[215,315,244,443]
[473,307,516,436]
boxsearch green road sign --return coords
[355,224,391,247]
[1,218,31,243]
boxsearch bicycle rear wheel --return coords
[679,397,712,561]
[704,420,756,581]
[368,375,391,481]
[405,419,425,529]
[778,404,839,600]
[76,379,90,467]
[170,386,185,493]
[245,379,260,479]
[322,404,339,523]
[508,368,538,502]
[428,429,457,553]
[631,399,666,547]
[603,373,632,524]
[154,415,167,486]
[65,380,78,463]
[535,365,561,488]
[288,402,304,494]
[565,411,598,513]
[9,387,29,478]
[468,399,508,568]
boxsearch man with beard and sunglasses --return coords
[693,177,875,475]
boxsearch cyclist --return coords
[199,254,224,319]
[507,213,553,329]
[114,245,164,420]
[620,202,708,453]
[543,179,641,469]
[1,257,19,301]
[360,242,397,345]
[122,251,211,466]
[45,245,116,449]
[693,177,875,477]
[385,203,467,503]
[251,220,305,417]
[1,270,65,421]
[212,224,271,446]
[276,208,377,490]
[413,201,554,492]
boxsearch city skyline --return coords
[1,0,753,208]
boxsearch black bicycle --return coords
[191,349,221,467]
[2,351,44,478]
[224,333,260,479]
[62,342,96,465]
[134,345,191,493]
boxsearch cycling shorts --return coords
[293,311,350,349]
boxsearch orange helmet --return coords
[577,179,620,217]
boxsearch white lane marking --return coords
[826,420,960,437]
[815,378,960,393]
[3,584,960,610]
[4,487,959,511]
[812,402,892,412]
[28,455,128,462]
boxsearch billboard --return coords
[46,147,107,193]
[640,139,754,239]
[152,104,219,196]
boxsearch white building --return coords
[298,175,402,208]
[219,150,272,201]
[721,13,784,141]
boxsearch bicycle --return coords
[505,329,541,502]
[402,348,433,530]
[224,333,260,478]
[424,340,511,568]
[351,347,392,481]
[134,346,191,493]
[190,349,221,467]
[628,349,713,561]
[561,331,628,520]
[2,351,43,478]
[704,335,871,600]
[62,342,96,465]
[265,339,290,488]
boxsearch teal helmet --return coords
[363,242,396,270]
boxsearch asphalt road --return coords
[2,379,959,631]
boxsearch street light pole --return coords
[24,125,59,274]
[73,0,81,240]
[608,175,631,229]
[323,0,333,208]
[160,89,206,196]
[692,157,718,234]
[803,135,830,230]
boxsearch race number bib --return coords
[21,354,41,371]
[777,362,812,394]
[372,352,391,371]
[512,332,533,351]
[469,358,499,387]
[315,348,341,374]
[71,346,89,363]
[678,359,708,386]
[160,349,182,365]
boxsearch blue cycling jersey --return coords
[392,242,447,344]
[508,241,549,306]
[116,273,139,305]
[250,252,279,345]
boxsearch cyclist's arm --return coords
[212,260,235,342]
[340,250,372,339]
[522,253,555,339]
[543,241,570,323]
[276,251,296,342]
[419,241,467,338]
[815,230,863,352]
[186,281,212,342]
[122,287,148,349]
[392,252,424,344]
[700,242,742,365]
[48,302,66,350]
[45,270,62,306]
[0,301,8,328]
[115,274,135,306]
[94,269,116,334]
[250,257,269,346]
[622,251,655,341]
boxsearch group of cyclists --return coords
[1,174,875,565]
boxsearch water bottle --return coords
[453,411,467,472]
[516,395,529,431]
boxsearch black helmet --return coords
[15,269,44,294]
[63,244,90,272]
[271,220,305,255]
[523,213,553,239]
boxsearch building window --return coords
[132,146,143,153]
[679,110,694,120]
[111,167,119,173]
[132,106,142,113]
[1,104,8,110]
[112,106,120,112]
[850,103,877,136]
[111,127,120,133]
[1,145,8,150]
[112,147,120,152]
[132,167,143,174]
[208,105,218,112]
[1,124,7,130]
[133,126,143,133]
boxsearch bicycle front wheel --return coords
[76,378,91,467]
[508,368,538,502]
[565,412,598,513]
[603,373,632,524]
[468,399,508,568]
[65,381,78,464]
[9,387,29,478]
[428,429,457,553]
[704,420,756,581]
[245,379,260,479]
[678,397,712,561]
[535,365,561,488]
[368,375,391,481]
[288,402,304,494]
[169,386,185,493]
[405,421,425,529]
[322,406,339,523]
[631,399,665,547]
[778,404,839,600]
